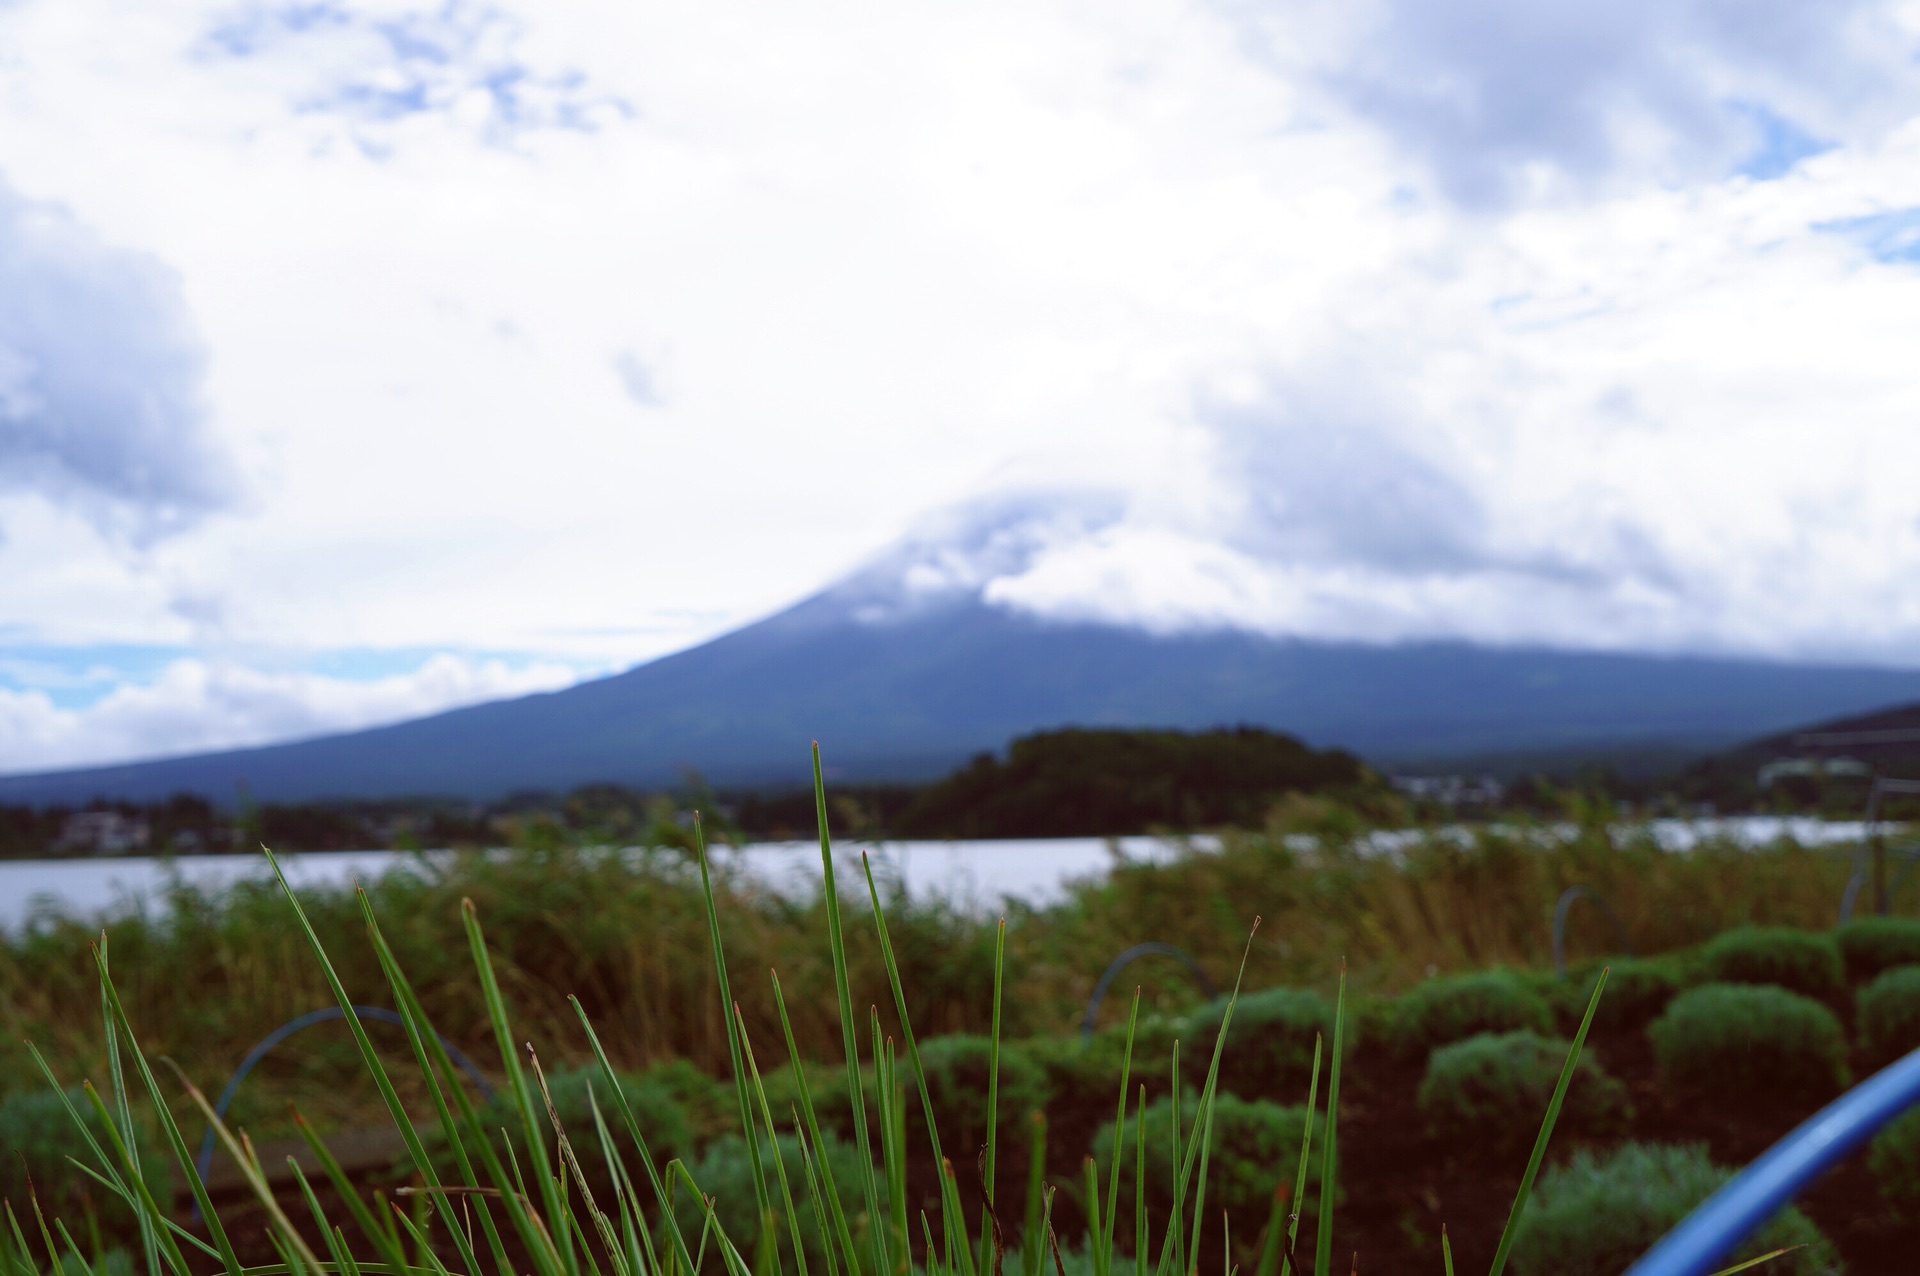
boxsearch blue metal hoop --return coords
[1551,885,1633,976]
[1626,1046,1920,1275]
[1080,943,1217,1041]
[192,1004,495,1207]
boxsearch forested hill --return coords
[887,726,1371,838]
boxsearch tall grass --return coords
[0,804,1863,1127]
[0,747,1623,1276]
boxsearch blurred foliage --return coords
[1649,984,1849,1103]
[1417,1030,1629,1152]
[1508,1143,1837,1276]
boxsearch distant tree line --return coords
[11,720,1893,859]
[881,725,1372,838]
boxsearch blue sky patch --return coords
[1731,103,1834,181]
[1815,207,1920,264]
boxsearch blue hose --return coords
[1626,1045,1920,1276]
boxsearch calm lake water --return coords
[0,817,1880,935]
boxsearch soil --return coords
[189,1001,1919,1276]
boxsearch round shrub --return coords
[673,1130,880,1275]
[1092,1092,1326,1256]
[1649,984,1849,1102]
[0,1087,166,1229]
[1869,1104,1920,1221]
[1185,987,1340,1101]
[1858,966,1920,1067]
[1029,1019,1181,1117]
[913,1034,1050,1154]
[1700,927,1843,1000]
[1562,959,1684,1032]
[1508,1143,1838,1276]
[1388,971,1554,1062]
[1837,916,1920,983]
[1417,1031,1630,1151]
[424,1064,692,1196]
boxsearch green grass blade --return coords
[1022,1113,1047,1276]
[1441,1226,1453,1276]
[1133,1090,1146,1276]
[169,1060,327,1276]
[1157,1043,1181,1276]
[860,855,978,1276]
[259,849,489,1276]
[1484,967,1609,1276]
[1100,992,1141,1276]
[6,1203,40,1276]
[1176,928,1257,1276]
[794,1117,841,1276]
[88,947,245,1276]
[586,1086,658,1276]
[458,895,577,1276]
[96,940,160,1276]
[1081,1155,1104,1274]
[735,1002,812,1276]
[389,1199,459,1276]
[1283,1036,1322,1276]
[874,1028,908,1276]
[1704,1248,1801,1276]
[354,889,516,1276]
[528,1050,627,1276]
[1253,1187,1286,1276]
[27,1047,136,1214]
[769,974,864,1276]
[811,745,891,1276]
[980,920,1008,1276]
[290,1159,355,1276]
[690,816,780,1276]
[1313,965,1347,1276]
[292,1112,412,1275]
[569,1001,703,1276]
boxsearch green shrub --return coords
[1387,971,1553,1061]
[1028,1020,1182,1118]
[0,1087,165,1228]
[1559,959,1683,1031]
[1091,1091,1326,1257]
[1857,966,1920,1066]
[1837,916,1920,983]
[642,1058,734,1145]
[1700,926,1842,1000]
[1508,1143,1838,1276]
[672,1131,880,1274]
[423,1064,692,1197]
[1417,1031,1629,1150]
[1649,984,1848,1101]
[1869,1104,1920,1221]
[1185,986,1340,1101]
[912,1034,1050,1153]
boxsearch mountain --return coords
[9,571,1920,804]
[1673,699,1920,809]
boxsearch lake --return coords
[0,816,1880,934]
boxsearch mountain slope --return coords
[8,587,1920,804]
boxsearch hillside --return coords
[8,569,1920,804]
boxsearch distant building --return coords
[54,810,151,855]
[1390,774,1506,807]
[1757,755,1873,790]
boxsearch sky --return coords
[6,0,1920,774]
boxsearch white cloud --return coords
[2,0,1920,770]
[0,177,236,544]
[0,653,578,773]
